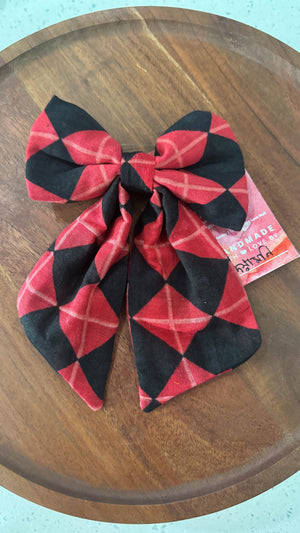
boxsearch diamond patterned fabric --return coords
[18,96,261,412]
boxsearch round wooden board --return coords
[0,6,299,524]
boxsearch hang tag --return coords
[208,172,299,285]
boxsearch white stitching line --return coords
[17,253,54,307]
[63,138,120,164]
[157,132,207,167]
[76,285,98,358]
[229,187,248,194]
[175,204,224,256]
[171,224,207,247]
[55,201,104,250]
[29,131,58,141]
[136,316,211,325]
[210,123,229,135]
[21,281,56,307]
[135,239,171,250]
[97,219,129,279]
[68,360,80,387]
[95,134,110,164]
[71,164,118,200]
[215,294,249,318]
[156,246,184,353]
[157,138,183,167]
[156,175,224,194]
[181,357,197,387]
[59,306,118,328]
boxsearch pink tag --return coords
[209,172,299,285]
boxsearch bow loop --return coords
[25,96,122,203]
[153,110,248,230]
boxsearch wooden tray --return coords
[0,7,299,524]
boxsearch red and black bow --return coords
[17,96,261,412]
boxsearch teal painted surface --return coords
[0,472,299,532]
[0,0,299,51]
[0,1,299,531]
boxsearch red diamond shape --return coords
[129,152,155,191]
[59,283,119,358]
[94,216,129,279]
[209,113,237,141]
[17,251,57,317]
[26,180,67,203]
[70,164,119,201]
[139,387,153,411]
[59,361,103,410]
[155,130,208,169]
[133,284,211,354]
[26,110,59,160]
[155,169,225,205]
[156,357,215,404]
[54,200,106,250]
[135,228,179,280]
[214,263,258,329]
[169,202,226,259]
[229,174,248,213]
[63,130,121,165]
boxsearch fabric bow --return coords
[17,96,261,412]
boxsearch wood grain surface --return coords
[0,6,299,524]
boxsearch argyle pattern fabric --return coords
[17,96,261,412]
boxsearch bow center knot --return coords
[120,152,155,195]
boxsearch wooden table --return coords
[0,6,299,524]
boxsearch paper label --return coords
[208,172,299,285]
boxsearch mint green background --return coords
[0,1,299,531]
[0,0,299,50]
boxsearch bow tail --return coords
[17,181,132,410]
[128,188,261,412]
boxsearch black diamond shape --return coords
[143,399,162,413]
[128,247,165,316]
[184,316,262,374]
[42,139,75,162]
[79,337,115,400]
[159,110,212,137]
[135,199,162,236]
[121,157,152,196]
[189,189,246,230]
[99,255,129,316]
[45,96,105,138]
[26,149,83,200]
[83,259,101,286]
[187,133,244,189]
[159,187,179,237]
[101,178,120,228]
[130,320,182,399]
[121,198,133,217]
[122,152,138,161]
[167,252,229,315]
[20,306,77,371]
[52,242,99,306]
